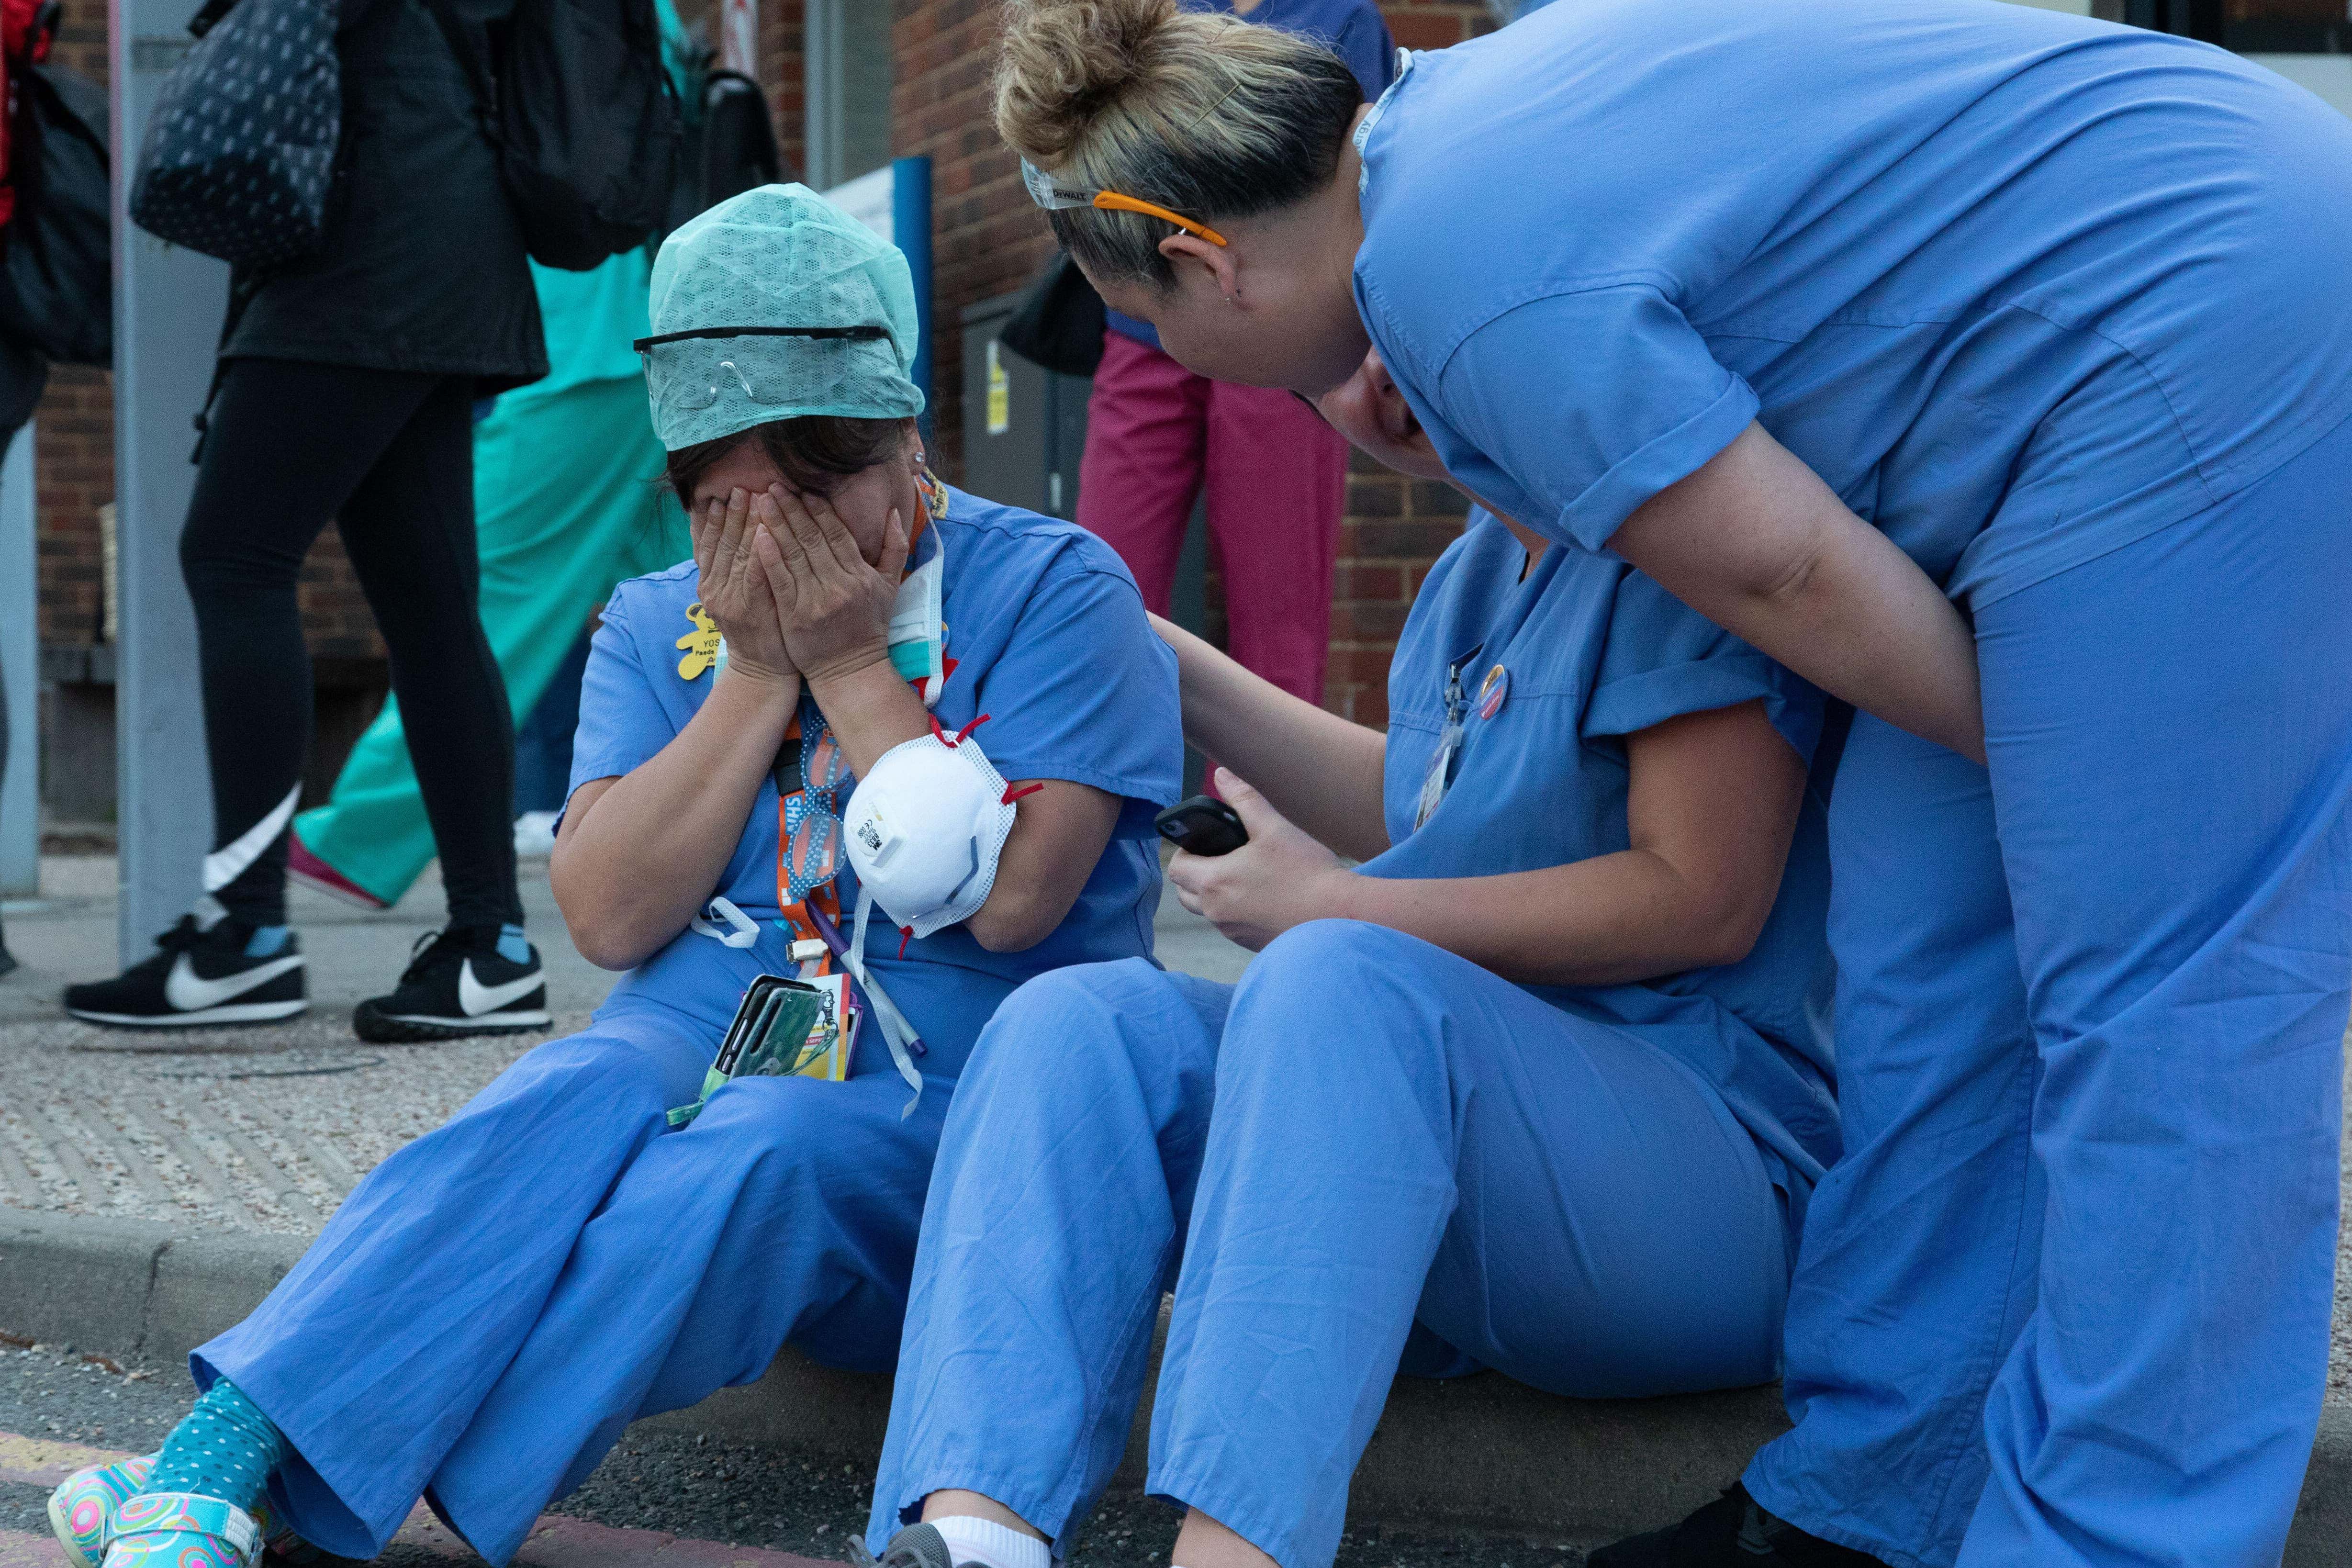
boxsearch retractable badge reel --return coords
[1413,645,1482,831]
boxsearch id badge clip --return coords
[1413,644,1480,832]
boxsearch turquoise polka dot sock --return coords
[142,1379,286,1515]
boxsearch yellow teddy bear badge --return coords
[676,601,722,681]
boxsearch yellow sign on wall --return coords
[986,339,1011,435]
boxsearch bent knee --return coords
[1247,919,1434,1011]
[1229,920,1448,1065]
[686,1072,840,1158]
[492,1026,701,1119]
[969,958,1184,1074]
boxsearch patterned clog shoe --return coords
[46,1454,156,1568]
[101,1492,264,1568]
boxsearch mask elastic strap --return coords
[850,887,925,1116]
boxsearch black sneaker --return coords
[62,914,307,1028]
[353,925,550,1042]
[1589,1484,1891,1568]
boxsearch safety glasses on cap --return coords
[1019,159,1228,247]
[635,324,890,413]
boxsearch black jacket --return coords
[221,0,547,389]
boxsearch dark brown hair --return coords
[664,414,911,506]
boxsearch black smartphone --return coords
[1154,795,1249,857]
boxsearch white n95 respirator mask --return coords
[843,721,1021,940]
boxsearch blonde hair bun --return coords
[993,0,1365,289]
[995,0,1185,166]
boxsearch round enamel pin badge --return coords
[1476,663,1510,721]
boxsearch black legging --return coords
[180,358,520,930]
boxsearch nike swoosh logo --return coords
[163,952,305,1012]
[459,960,542,1017]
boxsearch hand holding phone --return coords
[1154,795,1249,857]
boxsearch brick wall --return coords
[34,372,105,646]
[884,0,1492,724]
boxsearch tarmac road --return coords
[0,1340,1586,1568]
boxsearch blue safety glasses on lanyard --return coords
[1413,643,1480,831]
[781,697,851,904]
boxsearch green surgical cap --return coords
[646,182,925,451]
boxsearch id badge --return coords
[1413,720,1461,832]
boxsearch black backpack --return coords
[126,0,340,269]
[0,59,110,364]
[998,250,1106,380]
[664,63,780,233]
[450,0,682,271]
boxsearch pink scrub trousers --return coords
[1076,328,1349,704]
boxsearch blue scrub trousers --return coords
[1743,717,2037,1566]
[873,921,1792,1568]
[195,1001,949,1566]
[1751,411,2352,1568]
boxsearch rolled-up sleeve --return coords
[1583,570,1823,762]
[1433,286,1757,555]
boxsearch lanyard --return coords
[1413,642,1481,831]
[772,701,845,970]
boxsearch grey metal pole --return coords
[0,422,37,898]
[110,0,229,960]
[804,0,838,190]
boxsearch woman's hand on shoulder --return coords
[693,487,797,690]
[1167,769,1356,952]
[753,485,910,686]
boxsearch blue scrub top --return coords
[1372,511,1838,1206]
[567,486,1185,1077]
[1104,0,1395,348]
[1353,0,2352,612]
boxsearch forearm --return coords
[1153,615,1389,860]
[1322,851,1757,987]
[552,666,797,967]
[806,656,930,778]
[1611,424,1986,763]
[810,658,1114,954]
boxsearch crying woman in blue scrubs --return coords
[44,185,1180,1568]
[860,346,1837,1568]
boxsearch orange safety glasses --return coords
[1019,158,1229,248]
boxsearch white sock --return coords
[930,1515,1051,1568]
